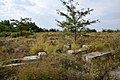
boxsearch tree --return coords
[56,0,99,42]
[82,28,97,33]
[10,17,39,33]
[49,28,60,32]
[0,20,11,32]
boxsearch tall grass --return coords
[0,32,120,80]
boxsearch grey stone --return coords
[66,49,86,55]
[22,55,40,61]
[82,52,112,62]
[2,63,25,67]
[38,52,47,58]
[0,52,47,68]
[67,50,74,54]
[75,49,85,53]
[64,44,71,50]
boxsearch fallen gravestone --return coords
[2,63,25,67]
[82,52,112,62]
[22,55,40,61]
[0,52,47,68]
[66,44,92,55]
[66,49,86,55]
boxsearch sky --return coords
[0,0,120,31]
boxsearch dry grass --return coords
[0,32,120,80]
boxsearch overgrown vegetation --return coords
[0,0,120,80]
[0,32,120,80]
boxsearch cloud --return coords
[87,18,120,31]
[13,0,35,6]
[0,0,5,5]
[0,0,120,30]
[78,0,120,17]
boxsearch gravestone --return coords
[82,52,112,62]
[22,55,40,61]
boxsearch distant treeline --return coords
[0,18,60,33]
[102,29,120,32]
[80,28,97,33]
[0,18,120,34]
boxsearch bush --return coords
[11,32,20,38]
[20,31,33,37]
[10,31,33,38]
[91,41,105,51]
[0,32,11,37]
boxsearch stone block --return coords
[64,44,71,50]
[82,52,112,62]
[22,55,40,61]
[67,50,74,54]
[38,52,47,57]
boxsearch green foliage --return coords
[0,18,39,35]
[0,20,11,32]
[10,17,39,32]
[81,28,97,33]
[102,29,120,32]
[71,42,80,50]
[0,17,60,35]
[91,41,105,51]
[56,0,98,42]
[49,28,60,32]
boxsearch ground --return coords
[0,32,120,80]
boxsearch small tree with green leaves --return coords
[56,0,99,42]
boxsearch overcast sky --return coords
[0,0,120,31]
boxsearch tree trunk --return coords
[74,27,77,43]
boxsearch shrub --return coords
[90,41,106,51]
[11,32,20,38]
[20,31,33,37]
[0,32,11,37]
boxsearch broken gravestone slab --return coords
[67,49,86,55]
[2,63,25,67]
[22,55,40,61]
[0,52,47,68]
[82,52,112,62]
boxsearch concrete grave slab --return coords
[82,52,112,62]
